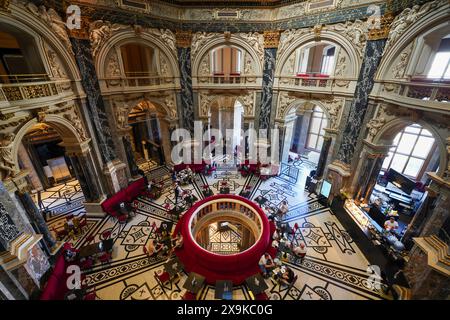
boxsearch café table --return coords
[245,274,268,295]
[183,272,205,294]
[78,239,114,259]
[215,280,233,300]
[159,221,173,233]
[164,257,184,278]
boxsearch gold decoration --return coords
[0,0,10,12]
[313,24,324,41]
[224,31,231,42]
[0,112,14,121]
[368,13,394,40]
[67,12,91,40]
[175,30,192,48]
[263,31,280,48]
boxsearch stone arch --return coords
[275,31,361,78]
[11,114,87,172]
[376,2,450,81]
[2,3,81,80]
[279,99,332,125]
[192,35,264,79]
[372,117,447,177]
[95,30,179,79]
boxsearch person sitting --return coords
[146,240,161,257]
[258,253,276,278]
[277,201,289,219]
[279,266,295,286]
[292,242,307,263]
[384,216,399,234]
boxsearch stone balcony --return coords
[373,79,450,113]
[194,75,262,89]
[275,76,357,96]
[99,76,178,94]
[0,76,74,113]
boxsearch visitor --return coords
[277,201,289,220]
[185,166,194,182]
[174,182,183,207]
[292,242,307,263]
[146,240,161,257]
[279,266,295,286]
[384,216,399,233]
[258,253,276,278]
[171,169,177,182]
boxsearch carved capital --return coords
[176,30,192,48]
[368,13,394,40]
[263,31,280,49]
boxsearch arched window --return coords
[120,43,156,76]
[381,124,436,179]
[306,106,328,152]
[212,46,242,75]
[427,35,450,80]
[297,43,336,76]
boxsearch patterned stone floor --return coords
[51,163,392,300]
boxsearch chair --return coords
[99,252,112,264]
[154,271,171,285]
[102,230,111,240]
[80,257,94,270]
[117,214,128,224]
[255,292,269,300]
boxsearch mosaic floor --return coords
[50,163,392,300]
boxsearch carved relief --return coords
[45,45,67,79]
[160,55,171,77]
[191,32,217,62]
[329,20,368,57]
[114,103,129,130]
[63,113,87,141]
[149,29,177,54]
[385,0,444,53]
[164,96,177,119]
[89,20,127,57]
[0,132,18,180]
[276,92,297,119]
[105,50,121,77]
[322,99,343,130]
[26,3,72,51]
[199,55,211,76]
[334,51,347,77]
[238,32,264,62]
[240,92,254,117]
[392,49,411,79]
[278,29,308,59]
[366,118,387,142]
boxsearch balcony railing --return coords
[277,76,356,93]
[0,77,73,106]
[381,80,450,103]
[196,75,259,85]
[100,75,175,91]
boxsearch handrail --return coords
[0,73,50,83]
[380,79,450,102]
[0,79,72,103]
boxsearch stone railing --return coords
[276,76,357,95]
[99,76,176,92]
[0,78,73,109]
[195,75,261,87]
[380,80,450,103]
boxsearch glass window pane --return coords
[405,126,421,134]
[421,129,433,137]
[382,153,393,170]
[412,136,434,158]
[396,133,417,154]
[390,154,408,173]
[427,52,450,78]
[317,136,324,150]
[393,133,401,146]
[403,158,425,178]
[309,118,321,134]
[307,134,318,149]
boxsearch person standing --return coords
[174,182,183,207]
[278,201,289,220]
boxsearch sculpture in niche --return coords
[199,56,210,76]
[199,93,213,117]
[241,93,254,116]
[115,103,129,130]
[26,3,72,51]
[393,50,410,79]
[0,133,18,180]
[160,56,170,76]
[63,113,87,141]
[334,52,347,77]
[46,46,66,78]
[151,29,177,53]
[385,0,442,53]
[243,53,254,75]
[89,20,126,57]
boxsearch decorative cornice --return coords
[176,30,192,48]
[263,30,280,48]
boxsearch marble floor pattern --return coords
[52,163,392,300]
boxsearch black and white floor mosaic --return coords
[46,163,391,300]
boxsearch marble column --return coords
[315,135,332,179]
[258,31,280,131]
[68,151,102,203]
[69,38,117,164]
[15,191,55,251]
[335,39,386,165]
[176,31,195,134]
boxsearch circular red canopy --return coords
[173,194,271,285]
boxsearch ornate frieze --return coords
[328,19,368,58]
[322,99,344,130]
[392,47,412,79]
[191,32,216,61]
[89,20,128,57]
[238,32,264,62]
[276,91,297,119]
[199,91,255,117]
[176,30,193,48]
[63,112,88,141]
[0,0,10,12]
